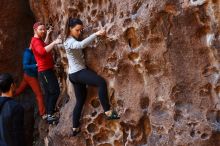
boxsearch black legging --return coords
[69,68,111,128]
[38,69,60,115]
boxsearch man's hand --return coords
[46,26,53,35]
[54,38,62,45]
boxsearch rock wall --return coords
[0,0,35,78]
[29,0,220,146]
[0,1,36,146]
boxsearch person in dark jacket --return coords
[15,46,46,119]
[0,73,25,146]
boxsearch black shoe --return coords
[105,111,120,120]
[47,115,59,125]
[72,128,80,136]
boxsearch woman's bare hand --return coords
[95,29,106,36]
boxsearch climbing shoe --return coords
[72,128,81,136]
[47,115,59,125]
[105,110,120,120]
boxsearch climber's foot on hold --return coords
[47,114,59,125]
[72,128,81,136]
[104,110,120,120]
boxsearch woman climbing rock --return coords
[64,18,120,136]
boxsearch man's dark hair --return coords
[0,73,14,93]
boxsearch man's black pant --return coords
[39,69,60,115]
[69,68,111,128]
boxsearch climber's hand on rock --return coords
[54,37,62,45]
[95,29,106,36]
[47,26,53,35]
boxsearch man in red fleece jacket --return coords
[31,22,62,124]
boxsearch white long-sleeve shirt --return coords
[63,33,97,74]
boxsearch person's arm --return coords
[33,38,62,55]
[12,105,25,146]
[44,27,53,45]
[65,29,105,50]
[23,51,37,70]
[68,33,97,49]
[44,38,62,52]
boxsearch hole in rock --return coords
[140,97,149,109]
[124,108,132,118]
[92,111,97,117]
[91,9,97,16]
[101,19,105,27]
[123,18,132,26]
[190,130,195,137]
[91,99,100,108]
[87,123,99,133]
[124,27,140,49]
[201,133,209,139]
[120,12,124,18]
[128,52,139,62]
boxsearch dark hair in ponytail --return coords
[65,18,83,38]
[69,18,83,28]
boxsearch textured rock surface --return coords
[0,1,36,146]
[0,0,35,78]
[26,0,220,145]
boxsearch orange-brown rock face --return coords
[0,0,35,78]
[29,0,220,146]
[0,2,35,145]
